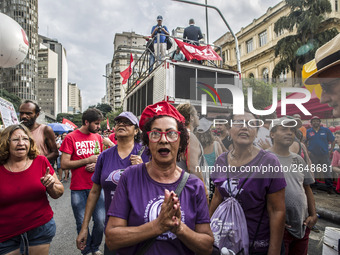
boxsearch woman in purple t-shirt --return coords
[105,101,213,255]
[76,112,149,255]
[210,112,286,255]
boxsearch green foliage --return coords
[273,0,338,78]
[56,113,82,127]
[242,78,283,110]
[88,103,112,117]
[0,89,22,111]
[100,107,123,131]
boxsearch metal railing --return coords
[126,34,224,94]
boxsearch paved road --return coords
[48,181,339,255]
[48,181,104,255]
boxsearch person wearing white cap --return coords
[305,33,340,117]
[268,116,316,255]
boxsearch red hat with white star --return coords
[139,101,186,130]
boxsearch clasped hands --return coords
[156,189,183,235]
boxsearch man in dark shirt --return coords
[183,18,203,45]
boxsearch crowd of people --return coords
[1,23,340,255]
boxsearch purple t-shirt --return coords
[212,150,286,253]
[91,143,149,223]
[107,163,210,255]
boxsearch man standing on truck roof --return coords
[151,15,169,62]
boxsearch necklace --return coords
[7,158,29,172]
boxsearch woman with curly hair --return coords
[0,124,64,255]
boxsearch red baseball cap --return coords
[139,101,186,130]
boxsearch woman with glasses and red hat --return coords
[105,101,213,255]
[76,112,149,255]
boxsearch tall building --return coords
[111,32,146,111]
[37,44,58,116]
[214,0,340,86]
[68,82,82,114]
[39,35,68,114]
[0,0,39,100]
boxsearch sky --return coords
[38,0,281,111]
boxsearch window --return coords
[262,68,269,82]
[259,30,267,47]
[336,0,338,11]
[246,39,253,53]
[279,70,287,82]
[248,73,254,78]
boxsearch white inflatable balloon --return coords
[0,13,29,68]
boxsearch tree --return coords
[242,78,283,110]
[0,89,22,111]
[273,0,338,81]
[89,103,112,117]
[102,107,123,130]
[56,113,82,127]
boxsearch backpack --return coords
[210,177,250,255]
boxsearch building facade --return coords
[68,82,82,114]
[110,32,146,111]
[37,44,58,116]
[214,0,340,86]
[39,35,68,114]
[0,0,39,100]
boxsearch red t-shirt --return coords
[59,129,103,190]
[0,156,54,242]
[109,132,117,145]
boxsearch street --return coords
[48,181,340,255]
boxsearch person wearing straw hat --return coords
[305,33,340,117]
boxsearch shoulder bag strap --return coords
[136,172,190,255]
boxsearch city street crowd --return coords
[1,19,340,255]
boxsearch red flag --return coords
[106,118,110,130]
[120,53,133,85]
[174,39,222,61]
[62,118,77,130]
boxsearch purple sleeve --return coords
[107,170,130,219]
[91,152,104,185]
[195,180,210,224]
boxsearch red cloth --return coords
[0,156,54,242]
[331,150,340,192]
[139,101,185,130]
[59,129,103,190]
[120,53,133,85]
[174,38,222,61]
[109,132,117,145]
[62,118,77,130]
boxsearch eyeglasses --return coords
[147,130,181,143]
[10,136,30,143]
[115,119,134,126]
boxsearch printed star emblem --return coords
[154,105,163,112]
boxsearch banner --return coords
[174,39,222,61]
[62,118,77,130]
[0,97,19,127]
[120,53,133,85]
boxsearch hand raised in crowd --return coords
[155,189,181,234]
[40,167,55,189]
[85,163,96,173]
[258,139,271,150]
[129,154,143,165]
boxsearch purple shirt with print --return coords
[107,163,210,255]
[91,143,149,224]
[212,150,286,253]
